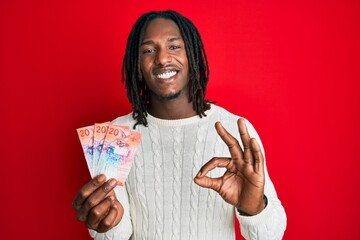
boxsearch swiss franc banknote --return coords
[77,123,141,185]
[96,125,142,186]
[76,125,95,177]
[93,122,110,173]
[115,130,142,185]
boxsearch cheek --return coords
[140,60,153,84]
[139,59,146,72]
[182,54,189,73]
[183,61,189,77]
[140,64,150,80]
[140,56,151,70]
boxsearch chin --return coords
[158,91,182,100]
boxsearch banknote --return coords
[96,125,141,185]
[77,122,142,185]
[115,130,142,185]
[93,122,110,173]
[76,125,95,177]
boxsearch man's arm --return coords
[194,118,286,239]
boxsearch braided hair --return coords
[122,10,212,128]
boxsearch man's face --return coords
[140,18,189,101]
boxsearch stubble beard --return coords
[157,90,182,101]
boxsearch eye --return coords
[142,48,156,54]
[169,45,181,50]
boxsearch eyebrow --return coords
[141,37,182,46]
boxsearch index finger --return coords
[72,174,106,210]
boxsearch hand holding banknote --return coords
[74,122,141,232]
[72,174,123,232]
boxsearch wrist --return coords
[237,195,268,216]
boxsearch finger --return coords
[77,178,117,222]
[194,175,223,192]
[196,157,231,178]
[215,122,242,159]
[73,174,106,211]
[97,204,122,233]
[86,195,115,230]
[250,138,265,174]
[238,118,253,163]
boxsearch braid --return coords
[122,10,212,129]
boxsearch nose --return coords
[155,48,172,65]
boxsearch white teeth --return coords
[157,71,177,79]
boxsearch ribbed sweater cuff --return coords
[235,199,275,227]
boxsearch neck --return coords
[147,95,197,120]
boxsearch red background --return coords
[1,0,359,239]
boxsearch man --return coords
[73,10,287,239]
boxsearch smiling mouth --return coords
[156,70,177,80]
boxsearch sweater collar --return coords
[146,104,217,127]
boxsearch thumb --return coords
[194,175,222,192]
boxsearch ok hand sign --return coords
[194,118,266,215]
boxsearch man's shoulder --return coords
[111,112,134,126]
[212,104,256,131]
[211,104,243,120]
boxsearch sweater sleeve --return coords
[235,119,287,239]
[88,185,133,240]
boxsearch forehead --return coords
[143,18,182,40]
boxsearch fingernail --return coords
[109,179,117,187]
[97,174,106,182]
[103,179,117,192]
[197,171,202,177]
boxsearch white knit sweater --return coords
[90,104,287,240]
